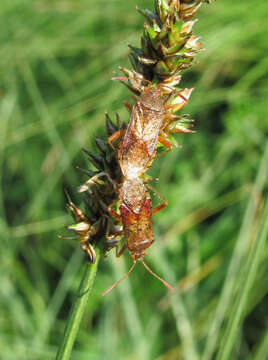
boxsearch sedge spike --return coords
[62,0,214,292]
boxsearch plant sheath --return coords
[55,247,100,360]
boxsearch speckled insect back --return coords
[109,84,194,176]
[111,86,166,178]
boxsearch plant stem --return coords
[55,247,100,360]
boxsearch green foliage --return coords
[0,0,267,359]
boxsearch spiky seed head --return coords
[114,0,212,95]
[62,113,124,259]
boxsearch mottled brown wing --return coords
[119,101,164,176]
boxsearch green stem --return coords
[55,248,100,360]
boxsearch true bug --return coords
[108,84,194,179]
[101,85,195,294]
[77,153,173,295]
[103,177,173,296]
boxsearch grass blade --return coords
[151,249,200,360]
[252,329,268,360]
[216,199,268,360]
[202,142,268,360]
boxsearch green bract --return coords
[116,0,213,93]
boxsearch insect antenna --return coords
[140,258,174,291]
[102,260,137,296]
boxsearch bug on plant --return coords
[109,84,195,179]
[62,0,213,300]
[110,86,166,177]
[102,177,173,296]
[74,82,194,295]
[77,134,173,295]
[73,84,194,294]
[99,84,196,295]
[100,85,186,295]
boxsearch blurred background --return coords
[0,0,267,359]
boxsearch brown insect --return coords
[76,85,193,294]
[108,84,194,179]
[102,177,173,296]
[102,85,190,295]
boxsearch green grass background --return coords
[0,0,267,359]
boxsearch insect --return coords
[73,85,194,294]
[101,86,187,295]
[76,134,173,295]
[102,177,173,296]
[108,84,194,179]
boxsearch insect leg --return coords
[104,215,122,240]
[108,130,125,150]
[116,242,127,257]
[123,101,133,113]
[146,183,168,214]
[141,174,159,184]
[104,217,124,256]
[102,260,137,296]
[105,232,126,258]
[156,136,173,158]
[102,216,126,262]
[107,201,121,220]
